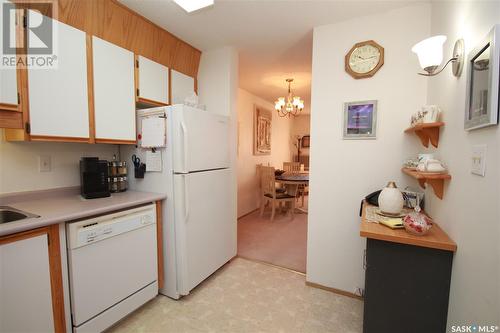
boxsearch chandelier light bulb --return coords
[274,79,304,118]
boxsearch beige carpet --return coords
[108,257,363,333]
[237,197,308,273]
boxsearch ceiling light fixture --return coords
[411,35,465,77]
[173,0,214,13]
[274,79,304,118]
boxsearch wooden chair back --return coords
[260,166,276,197]
[283,162,300,173]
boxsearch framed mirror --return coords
[465,25,500,130]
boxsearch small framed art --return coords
[343,100,377,139]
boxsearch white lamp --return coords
[411,35,464,77]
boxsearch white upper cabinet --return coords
[28,12,89,138]
[171,70,195,105]
[92,36,136,142]
[137,55,169,105]
[0,0,18,107]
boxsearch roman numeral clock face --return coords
[345,40,384,79]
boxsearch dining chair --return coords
[283,161,307,206]
[283,162,300,173]
[260,166,295,221]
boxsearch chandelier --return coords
[274,78,304,117]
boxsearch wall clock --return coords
[345,40,384,79]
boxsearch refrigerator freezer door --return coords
[173,168,236,295]
[171,105,230,173]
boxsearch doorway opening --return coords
[236,87,311,274]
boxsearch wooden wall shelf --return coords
[404,122,444,148]
[402,168,451,199]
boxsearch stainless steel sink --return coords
[0,206,39,224]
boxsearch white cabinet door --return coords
[93,36,136,142]
[0,0,18,106]
[28,13,90,138]
[0,235,55,332]
[171,70,195,105]
[138,55,169,104]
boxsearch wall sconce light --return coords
[411,35,465,77]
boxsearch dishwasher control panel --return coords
[67,204,157,249]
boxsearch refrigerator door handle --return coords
[180,121,188,173]
[183,174,189,222]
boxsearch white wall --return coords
[425,1,500,326]
[197,46,239,241]
[236,88,293,217]
[0,130,118,194]
[307,4,429,294]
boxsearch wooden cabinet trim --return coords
[94,138,137,145]
[156,200,164,290]
[86,34,96,143]
[47,224,67,333]
[30,135,90,143]
[137,97,169,107]
[0,226,66,333]
[134,54,140,103]
[0,110,23,129]
[0,103,20,112]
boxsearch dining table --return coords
[275,171,309,213]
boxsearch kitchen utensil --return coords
[132,155,141,168]
[134,163,146,179]
[378,181,404,216]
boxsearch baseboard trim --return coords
[236,255,306,276]
[237,208,259,220]
[305,281,364,300]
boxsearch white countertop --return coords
[0,188,166,236]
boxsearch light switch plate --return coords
[39,155,51,172]
[471,145,486,177]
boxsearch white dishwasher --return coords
[67,204,158,333]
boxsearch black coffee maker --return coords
[80,157,110,199]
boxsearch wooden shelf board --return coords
[404,122,444,148]
[404,122,444,133]
[402,168,451,199]
[360,202,457,252]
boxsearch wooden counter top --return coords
[360,203,457,252]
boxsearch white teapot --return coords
[417,159,446,173]
[378,181,404,215]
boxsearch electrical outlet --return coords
[39,155,51,172]
[471,145,486,177]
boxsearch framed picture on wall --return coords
[253,105,272,155]
[302,135,310,148]
[343,100,378,139]
[464,25,500,131]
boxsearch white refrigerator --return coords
[123,105,236,299]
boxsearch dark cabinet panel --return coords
[363,238,453,333]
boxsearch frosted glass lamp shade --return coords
[412,35,447,70]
